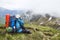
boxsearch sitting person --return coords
[10,14,31,34]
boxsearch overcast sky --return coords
[0,0,60,17]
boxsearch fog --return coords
[0,0,60,17]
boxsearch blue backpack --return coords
[10,16,16,28]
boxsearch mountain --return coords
[0,7,25,24]
[0,7,26,17]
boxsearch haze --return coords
[0,0,60,17]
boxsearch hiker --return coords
[15,14,24,33]
[15,14,31,33]
[9,14,31,33]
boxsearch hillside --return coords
[0,7,60,40]
[0,24,60,40]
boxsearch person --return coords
[15,14,23,33]
[7,14,31,34]
[15,14,31,33]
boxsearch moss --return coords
[0,24,60,40]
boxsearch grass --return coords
[0,24,60,40]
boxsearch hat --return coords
[15,14,20,18]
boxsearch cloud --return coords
[0,0,60,17]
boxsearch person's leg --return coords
[21,25,25,29]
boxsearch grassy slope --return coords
[0,24,60,40]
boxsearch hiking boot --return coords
[22,29,31,34]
